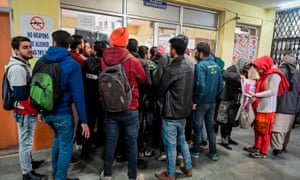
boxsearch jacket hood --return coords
[235,58,251,74]
[252,55,273,73]
[45,46,71,62]
[102,47,129,66]
[6,56,28,71]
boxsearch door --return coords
[0,12,19,150]
[154,22,179,53]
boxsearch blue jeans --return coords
[15,113,37,174]
[192,104,217,155]
[104,110,139,179]
[44,115,74,180]
[161,119,192,177]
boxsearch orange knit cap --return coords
[110,27,129,47]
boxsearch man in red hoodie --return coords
[100,27,146,180]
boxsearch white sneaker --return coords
[158,153,167,161]
[137,174,144,180]
[100,171,111,180]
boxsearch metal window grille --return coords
[271,8,300,66]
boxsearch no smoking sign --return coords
[30,16,45,31]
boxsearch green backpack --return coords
[30,58,63,111]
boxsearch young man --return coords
[191,42,224,161]
[155,35,194,180]
[6,36,47,180]
[100,27,146,180]
[40,30,90,180]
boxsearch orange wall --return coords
[0,12,19,148]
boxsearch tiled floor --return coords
[1,125,300,180]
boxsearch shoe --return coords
[282,147,286,152]
[210,153,218,161]
[200,141,208,150]
[138,151,144,158]
[220,142,232,150]
[67,178,80,180]
[179,164,192,177]
[176,153,183,161]
[228,137,239,145]
[154,171,175,180]
[23,171,48,180]
[131,174,144,180]
[158,153,167,161]
[145,150,155,157]
[272,149,282,157]
[243,146,258,153]
[32,160,45,169]
[187,141,194,149]
[100,171,111,180]
[190,152,200,159]
[250,152,267,159]
[69,156,80,166]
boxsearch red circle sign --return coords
[30,16,45,31]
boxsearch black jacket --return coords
[276,63,300,114]
[158,55,194,119]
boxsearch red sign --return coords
[30,16,45,31]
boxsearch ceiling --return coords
[232,0,300,9]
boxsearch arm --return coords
[222,65,240,82]
[157,69,181,97]
[256,74,281,98]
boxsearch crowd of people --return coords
[5,26,300,180]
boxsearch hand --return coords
[248,92,256,97]
[81,124,90,139]
[240,75,246,79]
[38,114,43,123]
[192,103,197,110]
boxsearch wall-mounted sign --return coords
[144,0,167,9]
[20,13,54,57]
[78,14,96,30]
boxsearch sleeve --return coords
[69,62,88,123]
[8,66,28,100]
[195,64,206,101]
[135,59,146,86]
[217,69,225,95]
[157,69,181,97]
[223,65,240,82]
[256,74,281,98]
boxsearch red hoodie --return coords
[101,47,146,110]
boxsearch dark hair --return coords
[11,36,31,50]
[70,35,83,50]
[196,42,210,57]
[169,34,188,55]
[94,40,110,58]
[127,38,138,53]
[138,45,149,59]
[52,30,71,48]
[150,46,157,58]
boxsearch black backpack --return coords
[2,65,17,110]
[30,58,64,111]
[98,54,133,112]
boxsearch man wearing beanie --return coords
[271,55,300,157]
[100,27,146,180]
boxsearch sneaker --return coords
[138,151,144,158]
[69,156,80,166]
[158,153,167,161]
[32,160,45,169]
[272,149,282,157]
[179,163,192,177]
[155,171,175,180]
[200,141,208,150]
[190,152,200,159]
[243,146,258,153]
[23,171,48,180]
[136,174,145,180]
[100,171,111,180]
[228,137,239,145]
[250,152,267,159]
[144,150,155,157]
[67,178,80,180]
[176,153,183,161]
[210,153,218,161]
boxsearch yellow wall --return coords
[171,0,276,67]
[9,0,60,150]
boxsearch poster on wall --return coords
[19,13,54,57]
[232,33,258,64]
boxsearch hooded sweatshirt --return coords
[40,46,87,123]
[101,47,146,110]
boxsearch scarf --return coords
[252,56,290,109]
